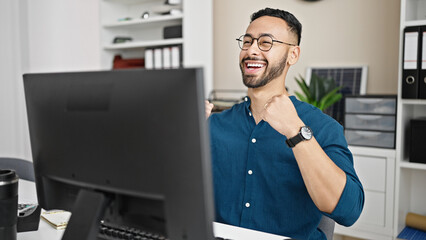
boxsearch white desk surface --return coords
[17,180,289,240]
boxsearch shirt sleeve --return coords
[318,122,365,226]
[322,170,365,226]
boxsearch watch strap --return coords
[285,133,304,148]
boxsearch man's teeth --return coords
[247,63,264,68]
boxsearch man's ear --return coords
[288,46,300,66]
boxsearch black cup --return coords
[0,169,19,240]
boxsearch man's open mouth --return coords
[244,61,267,74]
[246,62,265,69]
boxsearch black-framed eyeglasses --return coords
[236,34,296,52]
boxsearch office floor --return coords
[334,234,364,240]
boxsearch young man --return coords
[206,8,364,240]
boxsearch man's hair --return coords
[250,8,302,46]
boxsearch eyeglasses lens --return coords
[258,36,272,51]
[238,35,273,51]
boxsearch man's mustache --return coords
[241,57,268,63]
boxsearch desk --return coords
[18,217,65,240]
[17,180,289,240]
[17,180,65,240]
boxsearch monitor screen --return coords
[23,68,215,240]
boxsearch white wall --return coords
[0,0,101,160]
[213,0,400,95]
[27,0,101,73]
[0,0,29,159]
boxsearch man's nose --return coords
[246,39,261,55]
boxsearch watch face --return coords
[300,126,313,140]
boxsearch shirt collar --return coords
[243,96,251,113]
[243,95,298,111]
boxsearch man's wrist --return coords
[283,121,305,138]
[285,126,313,148]
[286,126,303,139]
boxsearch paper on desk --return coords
[41,210,71,230]
[213,222,291,240]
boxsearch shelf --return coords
[400,99,426,105]
[103,0,165,5]
[404,19,426,27]
[100,0,212,94]
[400,161,426,170]
[103,14,183,28]
[103,38,183,50]
[404,0,426,23]
[103,0,183,6]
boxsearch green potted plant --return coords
[294,73,343,111]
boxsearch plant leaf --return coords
[322,93,342,111]
[318,86,342,110]
[295,91,308,103]
[294,72,343,112]
[295,75,313,102]
[314,73,327,102]
[319,87,340,104]
[322,76,336,93]
[309,73,319,102]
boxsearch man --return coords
[205,8,364,240]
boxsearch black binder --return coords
[402,26,420,99]
[410,119,426,164]
[420,26,426,99]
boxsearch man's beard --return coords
[240,53,288,88]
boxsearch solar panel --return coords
[305,66,367,124]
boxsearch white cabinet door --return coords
[354,155,386,192]
[335,146,395,239]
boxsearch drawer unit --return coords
[345,130,395,148]
[345,114,396,131]
[345,97,396,114]
[344,95,397,149]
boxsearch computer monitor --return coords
[23,68,215,240]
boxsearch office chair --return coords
[0,157,35,182]
[318,215,335,240]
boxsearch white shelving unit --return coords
[99,0,213,95]
[103,14,183,28]
[394,0,426,236]
[103,39,184,50]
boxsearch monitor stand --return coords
[62,189,110,240]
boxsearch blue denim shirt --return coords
[209,96,364,240]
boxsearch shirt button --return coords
[245,202,250,208]
[248,170,253,175]
[249,112,252,116]
[244,97,248,102]
[251,138,256,143]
